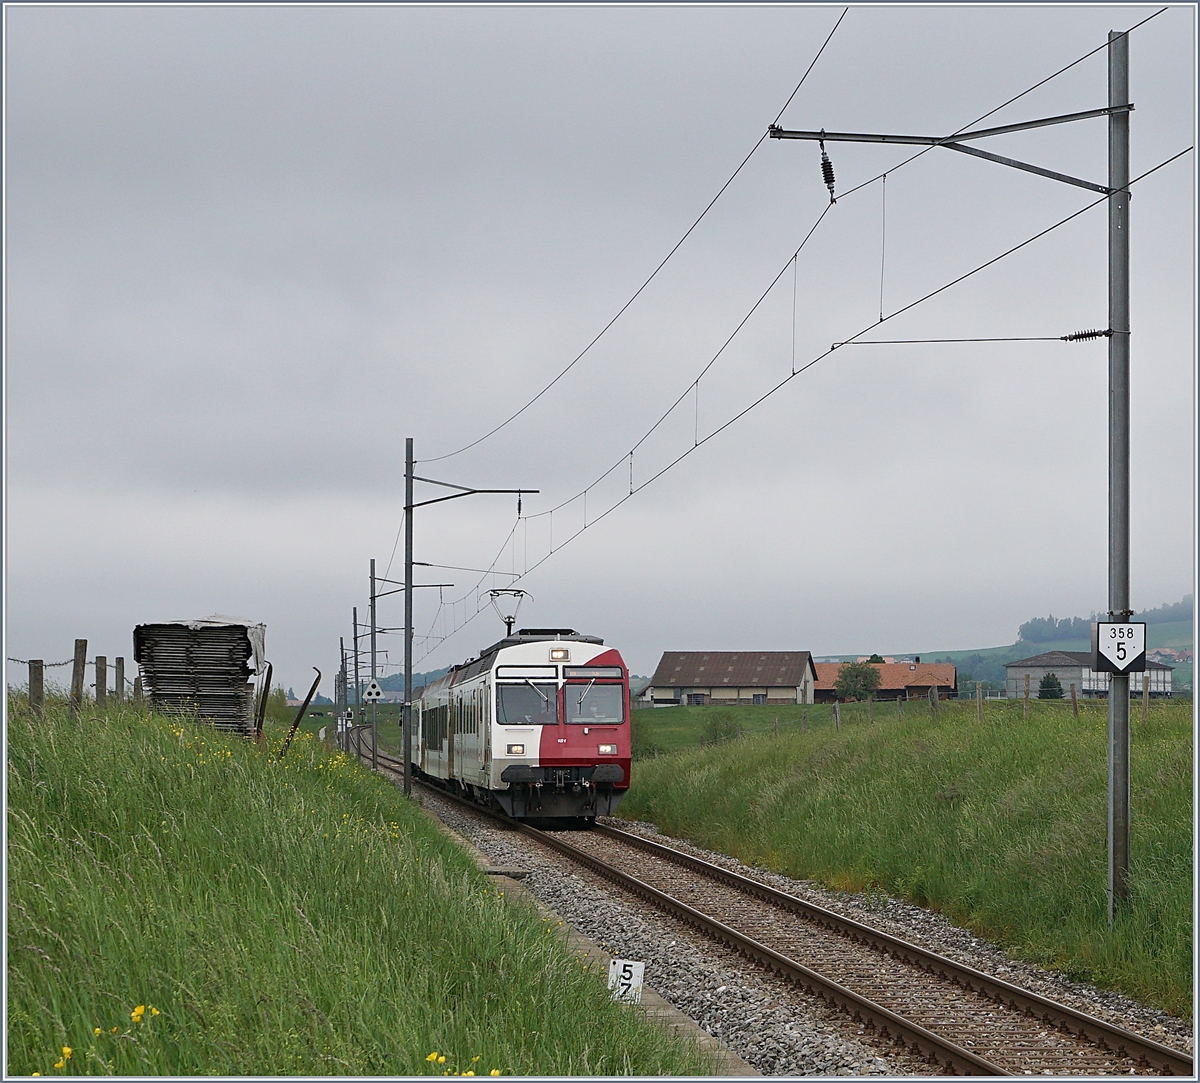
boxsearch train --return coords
[415,628,631,822]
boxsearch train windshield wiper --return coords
[576,679,596,711]
[524,680,549,705]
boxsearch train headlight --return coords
[598,744,617,755]
[549,647,570,661]
[506,743,525,756]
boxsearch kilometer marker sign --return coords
[1092,622,1146,674]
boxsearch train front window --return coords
[496,682,557,725]
[564,682,624,725]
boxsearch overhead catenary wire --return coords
[830,332,1112,347]
[405,15,1180,663]
[408,144,1190,666]
[389,11,1166,608]
[420,7,849,466]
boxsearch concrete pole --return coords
[1107,28,1131,923]
[403,437,414,796]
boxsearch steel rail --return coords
[361,747,1190,1076]
[516,819,1004,1075]
[591,823,1192,1076]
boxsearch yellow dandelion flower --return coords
[62,1047,72,1059]
[110,1028,117,1034]
[52,1060,64,1070]
[93,1028,101,1036]
[490,1070,502,1077]
[426,1052,439,1062]
[150,1007,160,1016]
[32,1072,41,1076]
[437,1055,446,1064]
[464,1072,475,1077]
[471,1056,481,1063]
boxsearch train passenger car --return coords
[416,628,630,820]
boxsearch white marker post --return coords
[607,959,645,1004]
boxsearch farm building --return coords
[813,661,957,702]
[1005,651,1173,698]
[645,651,817,706]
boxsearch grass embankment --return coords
[7,696,710,1076]
[624,700,1192,1017]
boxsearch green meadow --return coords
[624,698,1193,1017]
[7,694,710,1076]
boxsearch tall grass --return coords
[7,695,710,1076]
[622,699,1192,1016]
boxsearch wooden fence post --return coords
[867,695,874,724]
[114,657,125,703]
[1070,683,1079,719]
[133,676,143,703]
[773,716,778,738]
[976,681,983,724]
[28,660,44,715]
[929,685,939,716]
[833,701,841,731]
[1023,673,1030,720]
[70,639,87,716]
[1142,672,1150,727]
[801,709,807,733]
[897,696,902,723]
[95,656,107,712]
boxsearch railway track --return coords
[357,738,1191,1076]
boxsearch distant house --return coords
[813,662,957,702]
[645,651,817,707]
[1005,651,1173,698]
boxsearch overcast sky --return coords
[4,3,1195,694]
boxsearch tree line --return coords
[1018,595,1192,643]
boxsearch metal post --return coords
[1107,28,1131,923]
[70,639,87,716]
[403,437,414,796]
[339,636,347,750]
[370,558,378,772]
[352,607,362,727]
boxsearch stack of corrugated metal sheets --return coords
[133,616,266,736]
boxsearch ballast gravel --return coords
[418,790,1192,1076]
[609,818,1194,1058]
[421,791,927,1076]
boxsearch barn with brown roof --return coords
[813,661,957,702]
[645,651,817,706]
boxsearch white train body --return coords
[416,629,631,819]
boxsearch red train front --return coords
[416,629,631,821]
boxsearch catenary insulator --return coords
[819,138,836,203]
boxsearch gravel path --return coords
[417,788,1191,1076]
